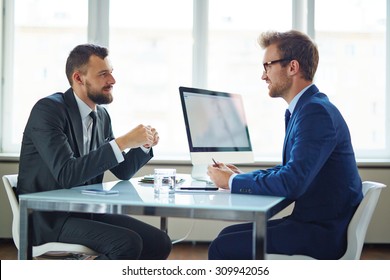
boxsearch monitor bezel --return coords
[179,86,253,153]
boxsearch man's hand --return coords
[207,162,235,189]
[143,126,159,148]
[115,124,157,151]
[225,164,243,174]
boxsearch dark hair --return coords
[65,44,109,85]
[258,30,319,81]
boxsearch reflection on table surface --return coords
[63,175,286,212]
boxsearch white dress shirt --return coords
[73,91,125,163]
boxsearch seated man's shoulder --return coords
[45,92,66,102]
[35,92,66,107]
[31,92,68,119]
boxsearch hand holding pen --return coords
[208,158,232,189]
[212,158,220,168]
[212,158,243,174]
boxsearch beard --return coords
[86,80,113,105]
[268,71,292,99]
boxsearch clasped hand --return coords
[116,124,159,151]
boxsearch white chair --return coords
[2,174,97,259]
[266,181,386,260]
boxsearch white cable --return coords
[171,220,196,245]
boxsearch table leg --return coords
[160,217,168,233]
[19,200,33,260]
[253,213,266,259]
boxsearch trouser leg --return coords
[58,214,171,260]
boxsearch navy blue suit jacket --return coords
[232,85,362,259]
[17,88,153,245]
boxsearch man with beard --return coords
[207,30,362,260]
[17,44,172,260]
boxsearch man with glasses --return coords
[207,30,362,259]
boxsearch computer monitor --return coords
[179,86,254,181]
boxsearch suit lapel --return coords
[282,85,320,164]
[63,88,84,156]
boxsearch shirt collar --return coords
[287,84,313,114]
[73,90,94,120]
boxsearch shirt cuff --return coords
[228,173,237,192]
[140,145,151,154]
[109,140,124,163]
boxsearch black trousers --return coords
[58,213,172,260]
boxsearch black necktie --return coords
[89,111,97,151]
[285,109,291,131]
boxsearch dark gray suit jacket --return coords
[17,88,152,245]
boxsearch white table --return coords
[18,175,290,260]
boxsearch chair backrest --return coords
[2,174,20,250]
[2,174,97,258]
[341,181,386,259]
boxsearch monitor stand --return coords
[191,164,214,184]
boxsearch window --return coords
[208,0,291,158]
[107,0,291,159]
[1,0,389,162]
[314,0,387,159]
[108,0,193,159]
[1,0,88,152]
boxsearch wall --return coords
[0,161,19,238]
[1,160,389,243]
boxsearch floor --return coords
[1,239,390,260]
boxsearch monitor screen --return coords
[179,86,254,180]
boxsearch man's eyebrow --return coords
[97,69,112,74]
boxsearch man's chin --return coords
[90,94,113,105]
[100,97,113,105]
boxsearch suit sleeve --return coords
[27,98,124,188]
[109,148,153,180]
[99,107,153,180]
[231,103,338,199]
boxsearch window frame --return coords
[1,0,389,163]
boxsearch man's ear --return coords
[73,72,84,85]
[289,59,300,76]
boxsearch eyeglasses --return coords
[263,58,292,73]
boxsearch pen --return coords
[212,158,219,167]
[179,187,218,191]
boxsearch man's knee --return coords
[103,231,143,260]
[142,230,172,260]
[158,231,172,259]
[208,240,220,260]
